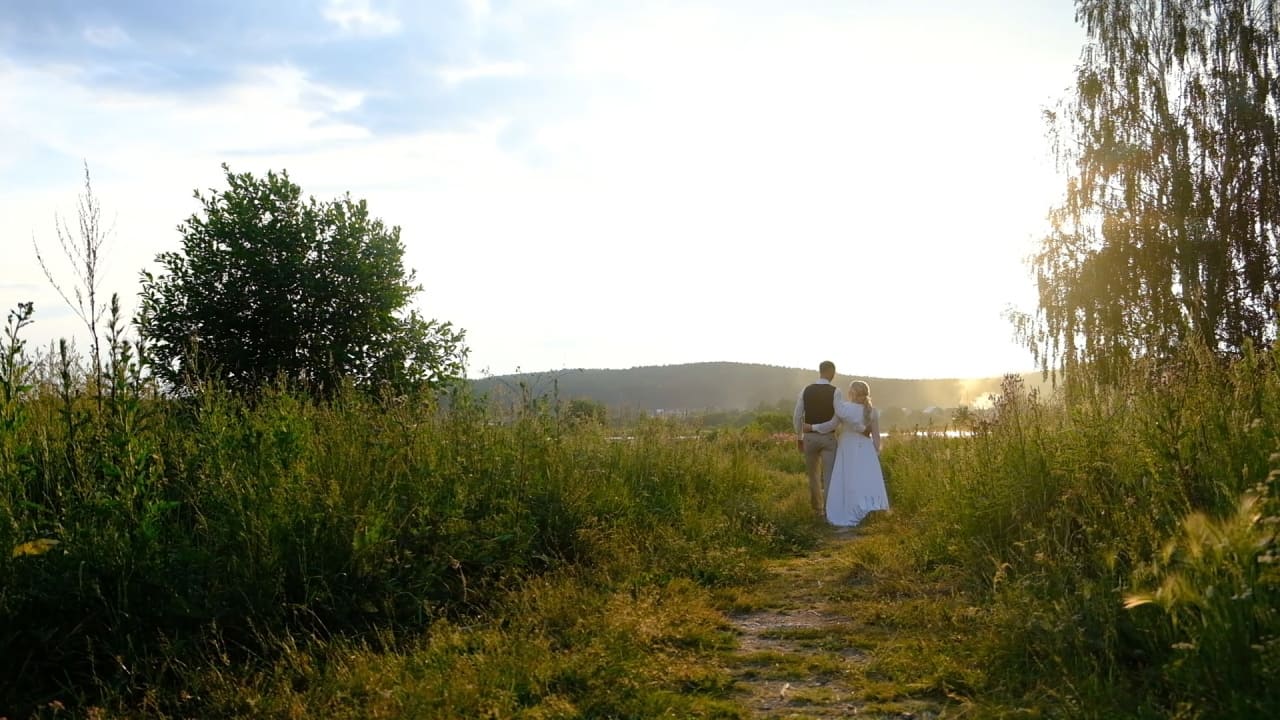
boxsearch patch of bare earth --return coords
[725,531,941,719]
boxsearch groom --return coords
[793,360,838,516]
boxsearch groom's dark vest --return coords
[802,383,837,425]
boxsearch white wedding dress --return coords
[822,397,889,527]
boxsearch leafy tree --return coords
[138,165,466,396]
[748,410,793,434]
[1016,0,1280,380]
[565,397,608,425]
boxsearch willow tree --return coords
[1019,0,1280,380]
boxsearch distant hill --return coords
[469,362,1050,412]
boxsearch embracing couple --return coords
[792,360,890,528]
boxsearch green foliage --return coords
[137,164,466,397]
[746,410,791,434]
[881,343,1280,717]
[1020,0,1280,379]
[0,302,34,497]
[563,397,607,426]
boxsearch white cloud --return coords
[438,60,528,87]
[0,63,370,171]
[322,0,402,36]
[463,0,491,21]
[225,64,368,123]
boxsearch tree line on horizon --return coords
[468,362,1036,417]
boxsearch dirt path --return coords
[723,529,944,719]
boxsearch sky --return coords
[0,0,1087,380]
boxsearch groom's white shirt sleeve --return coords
[792,389,807,439]
[810,395,866,435]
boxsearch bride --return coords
[804,380,889,527]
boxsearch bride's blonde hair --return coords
[850,380,873,428]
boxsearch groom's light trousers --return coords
[802,431,837,513]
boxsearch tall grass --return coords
[0,309,818,716]
[882,343,1280,718]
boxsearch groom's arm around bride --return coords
[792,387,806,453]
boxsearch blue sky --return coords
[0,0,1087,385]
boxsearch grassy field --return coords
[0,309,826,717]
[1,304,1277,717]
